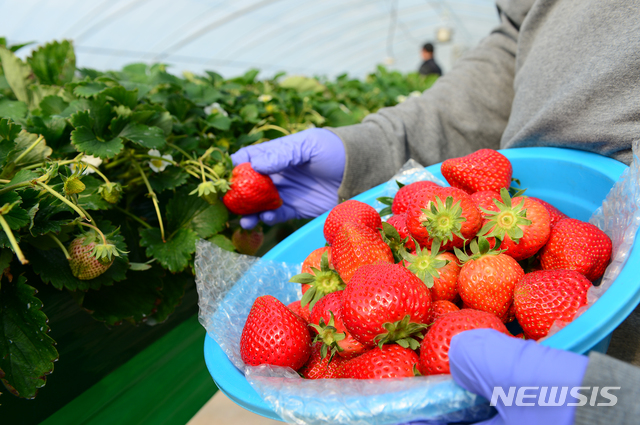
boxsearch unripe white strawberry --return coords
[67,230,123,280]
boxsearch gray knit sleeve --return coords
[573,352,640,425]
[330,3,524,201]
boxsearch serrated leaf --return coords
[39,95,68,116]
[0,117,21,142]
[0,276,58,398]
[240,104,259,122]
[73,82,107,98]
[184,82,221,106]
[70,126,123,158]
[208,234,235,252]
[131,105,173,136]
[27,40,75,86]
[139,227,198,273]
[0,98,28,120]
[120,81,153,100]
[8,169,38,186]
[166,194,228,239]
[103,86,138,109]
[0,47,32,105]
[4,131,52,168]
[0,192,29,229]
[206,114,231,131]
[119,123,165,149]
[26,115,68,148]
[148,166,188,192]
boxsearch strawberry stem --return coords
[12,135,44,166]
[48,233,71,260]
[0,213,27,264]
[36,181,88,221]
[78,222,108,246]
[132,158,165,242]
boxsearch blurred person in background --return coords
[231,0,640,422]
[418,42,442,76]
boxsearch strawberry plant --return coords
[0,37,437,400]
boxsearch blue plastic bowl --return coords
[204,147,639,421]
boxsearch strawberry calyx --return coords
[421,195,467,245]
[454,236,504,264]
[400,238,449,288]
[98,182,123,204]
[373,314,428,350]
[380,222,409,262]
[290,251,345,310]
[478,187,531,243]
[309,311,346,360]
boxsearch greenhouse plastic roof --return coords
[1,0,499,78]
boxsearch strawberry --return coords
[240,295,312,369]
[341,263,432,348]
[514,269,592,340]
[298,342,349,379]
[441,149,512,194]
[222,162,282,215]
[290,251,344,310]
[68,229,123,280]
[455,237,525,321]
[323,200,381,245]
[231,226,264,255]
[539,218,612,281]
[392,181,440,215]
[287,300,311,324]
[529,197,568,228]
[470,190,501,210]
[309,291,368,359]
[419,308,510,375]
[477,188,551,261]
[298,247,334,295]
[330,221,394,283]
[400,239,460,302]
[406,186,482,250]
[385,214,415,251]
[431,300,460,321]
[341,344,419,379]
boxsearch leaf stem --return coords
[184,161,220,179]
[78,222,108,245]
[48,233,71,259]
[0,179,10,184]
[114,205,152,229]
[13,135,44,165]
[0,180,32,195]
[0,214,27,264]
[104,156,130,170]
[132,159,165,242]
[36,182,88,221]
[166,142,194,160]
[134,154,179,166]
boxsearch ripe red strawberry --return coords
[431,300,460,321]
[441,149,512,194]
[323,200,381,245]
[529,197,568,228]
[231,226,264,255]
[298,342,349,379]
[470,190,501,210]
[330,221,394,283]
[419,308,510,375]
[240,295,312,369]
[291,250,344,310]
[287,300,311,324]
[341,344,419,379]
[222,162,282,215]
[341,263,432,348]
[298,247,334,295]
[406,186,482,250]
[400,239,460,302]
[392,181,440,215]
[68,230,123,280]
[386,214,415,251]
[478,188,551,261]
[514,269,592,340]
[455,237,525,321]
[309,291,367,359]
[539,218,612,281]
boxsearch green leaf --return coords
[39,95,69,116]
[0,276,58,398]
[166,194,228,239]
[70,126,123,159]
[139,227,198,273]
[27,40,75,86]
[131,105,173,136]
[184,82,221,106]
[118,123,166,149]
[0,47,32,105]
[208,234,235,252]
[150,272,190,323]
[8,169,38,186]
[0,248,12,271]
[206,114,231,131]
[165,94,193,121]
[25,115,68,148]
[73,81,107,98]
[0,98,28,120]
[280,75,325,93]
[103,86,138,109]
[239,104,259,122]
[4,131,53,167]
[120,81,153,100]
[76,175,111,210]
[0,117,21,142]
[0,192,29,230]
[148,166,188,192]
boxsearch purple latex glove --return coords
[448,329,590,425]
[230,128,345,229]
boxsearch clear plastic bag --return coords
[195,143,640,424]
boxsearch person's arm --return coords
[332,0,531,200]
[574,352,640,425]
